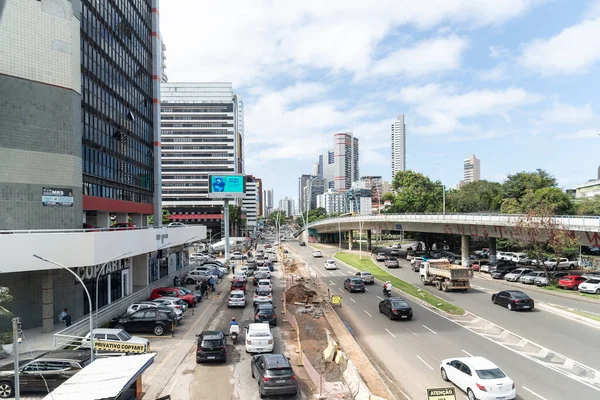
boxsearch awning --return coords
[43,353,156,400]
[170,213,223,220]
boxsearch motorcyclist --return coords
[229,317,240,336]
[383,281,392,295]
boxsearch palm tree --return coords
[228,205,242,236]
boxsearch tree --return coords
[447,180,503,212]
[228,205,242,236]
[576,196,600,216]
[295,207,327,226]
[0,287,12,318]
[503,169,557,199]
[268,210,286,225]
[390,170,442,213]
[148,208,171,225]
[520,187,574,215]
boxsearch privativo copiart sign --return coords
[426,387,456,400]
[94,340,148,354]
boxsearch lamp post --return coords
[358,219,365,260]
[33,255,96,362]
[337,212,353,254]
[93,252,131,329]
[436,162,446,217]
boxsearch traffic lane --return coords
[371,255,600,370]
[329,274,594,400]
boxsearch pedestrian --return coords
[201,281,208,298]
[59,308,71,327]
[209,276,216,292]
[231,264,235,274]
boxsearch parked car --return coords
[557,275,587,290]
[245,323,274,354]
[578,278,600,294]
[504,268,533,282]
[440,356,516,400]
[84,328,149,353]
[250,354,298,398]
[355,271,374,284]
[344,277,366,292]
[231,251,245,260]
[231,279,247,292]
[228,290,247,308]
[167,222,186,227]
[109,308,177,336]
[153,297,189,312]
[150,287,197,307]
[518,271,546,284]
[312,250,322,258]
[378,297,413,320]
[110,222,137,230]
[545,258,577,270]
[177,286,203,303]
[581,271,600,280]
[127,301,183,321]
[511,253,529,264]
[479,261,490,273]
[534,271,569,286]
[324,260,338,270]
[0,350,91,398]
[492,290,534,311]
[253,289,273,305]
[384,257,400,268]
[196,331,227,363]
[254,303,277,326]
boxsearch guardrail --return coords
[0,225,195,234]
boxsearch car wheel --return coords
[0,381,14,398]
[186,278,194,284]
[507,303,513,311]
[153,324,166,336]
[573,286,578,291]
[114,324,125,330]
[596,289,600,294]
[440,368,449,382]
[387,311,393,320]
[491,295,497,304]
[467,388,476,400]
[196,358,202,364]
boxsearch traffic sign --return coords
[426,387,456,400]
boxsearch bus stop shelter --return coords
[43,353,156,400]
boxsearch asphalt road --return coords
[289,242,600,400]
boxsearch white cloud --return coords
[519,18,600,75]
[479,63,508,81]
[488,45,509,59]
[584,0,600,19]
[555,128,600,139]
[387,83,446,103]
[541,103,594,123]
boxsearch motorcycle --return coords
[230,325,240,345]
[383,287,392,297]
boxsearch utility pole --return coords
[13,317,21,399]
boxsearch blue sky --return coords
[161,0,600,205]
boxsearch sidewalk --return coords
[0,321,69,365]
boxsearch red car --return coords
[150,287,197,307]
[558,275,587,290]
[111,222,137,230]
[230,279,246,292]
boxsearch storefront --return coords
[76,258,132,315]
[148,246,189,283]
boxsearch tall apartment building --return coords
[360,176,383,207]
[0,0,204,331]
[243,176,261,232]
[299,175,324,212]
[391,115,406,179]
[263,188,274,217]
[334,133,359,191]
[317,150,336,190]
[161,41,168,83]
[160,82,244,233]
[463,154,481,185]
[317,190,345,214]
[279,197,295,217]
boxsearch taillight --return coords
[255,314,260,319]
[291,375,297,380]
[268,339,273,344]
[476,383,487,392]
[175,305,181,308]
[267,295,272,299]
[254,295,258,299]
[222,346,226,351]
[262,376,271,382]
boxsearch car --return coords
[111,222,137,230]
[406,251,415,261]
[375,253,387,262]
[355,271,374,284]
[245,323,274,354]
[108,308,177,336]
[231,251,245,260]
[273,241,280,246]
[534,271,569,286]
[391,243,399,249]
[254,303,277,326]
[578,278,600,294]
[384,257,400,268]
[440,356,516,400]
[167,222,186,227]
[150,287,197,307]
[479,261,490,273]
[518,271,546,284]
[558,275,587,290]
[196,331,227,363]
[228,290,247,307]
[251,354,298,398]
[299,241,306,246]
[84,328,149,353]
[231,279,247,292]
[324,260,337,270]
[177,286,203,303]
[257,279,273,292]
[491,290,534,311]
[127,301,184,321]
[253,289,273,305]
[410,256,425,266]
[253,271,269,285]
[153,297,189,312]
[390,249,400,256]
[582,271,600,280]
[503,268,533,282]
[257,267,271,278]
[183,270,210,284]
[0,350,91,397]
[233,271,248,282]
[312,250,322,258]
[378,297,413,320]
[344,277,366,292]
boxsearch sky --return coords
[161,0,600,205]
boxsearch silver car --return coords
[127,301,183,321]
[519,271,545,284]
[505,268,533,282]
[154,297,188,312]
[228,290,247,307]
[355,272,374,284]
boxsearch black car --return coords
[109,308,176,336]
[0,350,91,398]
[254,303,277,326]
[491,290,534,311]
[384,257,400,268]
[344,277,366,293]
[196,331,227,363]
[490,264,518,279]
[378,297,413,320]
[251,354,298,398]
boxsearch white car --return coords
[578,278,600,294]
[227,290,247,307]
[268,253,278,262]
[440,356,516,400]
[84,328,149,353]
[233,272,247,282]
[324,260,337,270]
[231,251,244,260]
[257,279,273,292]
[411,256,425,266]
[154,297,189,312]
[312,250,323,258]
[253,288,273,305]
[273,241,280,246]
[127,301,184,321]
[257,267,271,278]
[245,323,274,353]
[479,263,490,273]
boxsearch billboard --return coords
[208,174,246,199]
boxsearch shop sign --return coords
[42,187,73,207]
[426,387,456,400]
[76,259,130,282]
[94,340,148,354]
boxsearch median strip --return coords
[334,252,465,316]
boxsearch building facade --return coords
[278,197,295,218]
[316,190,345,214]
[160,82,244,233]
[334,132,359,191]
[360,176,383,209]
[463,154,481,185]
[243,175,261,231]
[575,180,600,199]
[263,188,274,217]
[391,115,406,179]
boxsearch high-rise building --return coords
[243,176,261,232]
[161,41,168,83]
[317,150,336,190]
[278,197,295,218]
[0,0,204,332]
[160,82,244,233]
[391,115,406,179]
[463,154,481,185]
[263,188,274,217]
[334,133,359,191]
[316,190,345,214]
[360,176,383,207]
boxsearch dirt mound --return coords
[285,284,318,304]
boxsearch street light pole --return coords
[94,252,131,329]
[436,162,446,217]
[33,255,96,362]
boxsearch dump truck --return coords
[419,258,473,292]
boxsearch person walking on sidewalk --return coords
[231,264,235,274]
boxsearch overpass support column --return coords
[348,230,353,251]
[489,237,497,264]
[461,235,470,267]
[366,230,372,251]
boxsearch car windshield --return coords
[350,279,363,284]
[587,279,600,284]
[391,301,409,308]
[117,331,132,340]
[256,290,270,296]
[230,293,244,299]
[388,258,397,261]
[267,367,293,376]
[511,292,529,299]
[201,339,222,348]
[475,368,506,379]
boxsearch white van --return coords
[245,323,274,353]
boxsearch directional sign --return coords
[427,387,456,400]
[395,224,402,230]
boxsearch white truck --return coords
[544,258,576,270]
[420,259,473,292]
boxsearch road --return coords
[290,242,600,400]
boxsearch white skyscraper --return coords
[463,154,481,185]
[391,115,406,179]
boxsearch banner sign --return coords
[207,174,246,199]
[94,340,148,354]
[42,187,73,206]
[426,387,456,400]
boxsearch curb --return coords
[536,302,600,330]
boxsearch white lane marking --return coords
[349,297,356,303]
[338,288,344,293]
[522,386,549,400]
[416,355,434,371]
[422,325,438,335]
[315,266,327,277]
[364,310,373,317]
[377,296,384,301]
[329,280,336,286]
[329,271,337,276]
[365,287,369,291]
[385,328,396,337]
[360,295,367,300]
[406,328,419,337]
[462,349,473,357]
[398,388,413,400]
